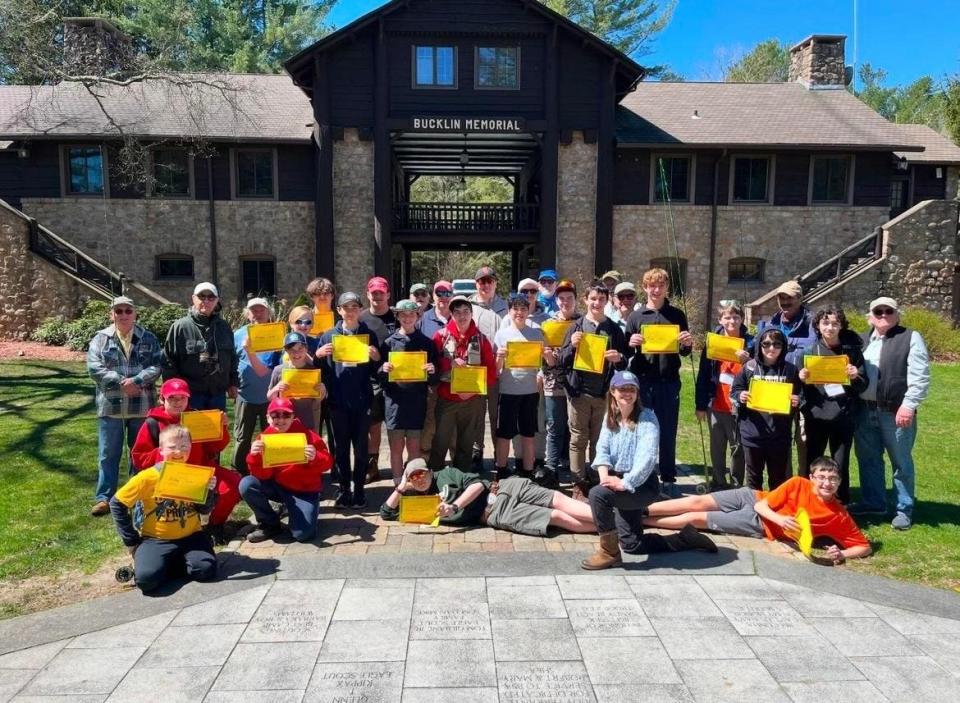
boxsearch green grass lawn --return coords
[0,358,958,607]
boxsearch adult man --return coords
[87,296,162,516]
[469,266,508,469]
[850,297,929,530]
[162,282,238,410]
[232,298,280,473]
[418,280,453,459]
[609,281,637,334]
[757,280,816,474]
[600,270,624,318]
[409,282,432,314]
[625,268,694,497]
[360,276,397,483]
[537,269,559,315]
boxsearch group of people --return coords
[85,265,928,592]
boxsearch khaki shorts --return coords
[485,476,555,537]
[706,486,764,538]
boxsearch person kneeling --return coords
[242,397,333,543]
[642,456,871,565]
[110,426,218,594]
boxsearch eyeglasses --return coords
[520,289,538,295]
[435,290,452,298]
[477,277,495,285]
[812,474,841,484]
[196,294,217,301]
[269,412,294,420]
[617,293,636,299]
[872,307,895,316]
[113,308,134,315]
[294,319,313,326]
[413,291,429,297]
[761,341,783,349]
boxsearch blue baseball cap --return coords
[283,332,307,348]
[610,370,640,389]
[538,269,558,282]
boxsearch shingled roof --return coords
[617,82,922,151]
[893,124,960,164]
[0,74,313,143]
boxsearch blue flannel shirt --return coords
[593,408,660,492]
[87,324,162,418]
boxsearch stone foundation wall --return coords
[0,205,88,339]
[20,198,315,304]
[557,133,598,290]
[947,167,960,202]
[332,129,375,297]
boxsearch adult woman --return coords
[798,307,867,503]
[582,371,716,570]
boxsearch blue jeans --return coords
[95,416,145,501]
[190,393,226,411]
[239,475,320,542]
[854,403,917,516]
[544,395,569,472]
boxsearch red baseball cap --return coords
[160,378,190,398]
[367,276,389,293]
[267,397,295,414]
[434,280,453,293]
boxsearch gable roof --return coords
[893,124,960,164]
[617,82,922,151]
[0,74,313,143]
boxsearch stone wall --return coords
[789,36,846,88]
[556,133,598,289]
[332,129,375,297]
[0,204,88,339]
[947,167,960,202]
[20,198,315,304]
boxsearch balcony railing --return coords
[394,203,539,232]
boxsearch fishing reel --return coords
[115,565,135,583]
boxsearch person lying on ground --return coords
[642,456,872,565]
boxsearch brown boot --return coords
[365,456,380,484]
[581,531,623,570]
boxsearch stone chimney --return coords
[788,35,848,89]
[62,17,132,78]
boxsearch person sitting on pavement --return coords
[582,370,716,570]
[642,456,871,565]
[241,397,333,543]
[110,425,218,593]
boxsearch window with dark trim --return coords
[151,147,191,197]
[811,156,850,203]
[475,46,520,89]
[728,257,766,284]
[653,156,691,202]
[732,157,770,202]
[235,149,275,199]
[65,146,105,195]
[241,258,276,298]
[155,254,194,281]
[414,46,456,88]
[650,257,687,296]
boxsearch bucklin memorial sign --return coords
[409,116,527,132]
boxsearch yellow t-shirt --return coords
[113,467,202,541]
[116,328,134,359]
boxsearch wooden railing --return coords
[394,203,539,232]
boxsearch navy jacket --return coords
[318,321,378,410]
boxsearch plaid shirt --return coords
[87,324,162,418]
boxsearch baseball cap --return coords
[393,300,419,314]
[434,280,453,293]
[160,378,190,398]
[110,295,135,309]
[869,296,899,312]
[448,295,472,310]
[337,292,362,307]
[776,281,803,298]
[283,332,307,348]
[538,269,558,282]
[555,279,577,295]
[610,370,641,389]
[517,278,539,293]
[245,297,269,310]
[367,276,389,293]
[601,270,623,283]
[403,458,431,479]
[409,282,429,295]
[267,397,295,414]
[474,266,498,280]
[193,282,219,297]
[614,282,637,296]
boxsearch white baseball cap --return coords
[245,297,269,310]
[193,282,219,297]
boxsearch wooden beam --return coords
[593,60,616,275]
[373,17,392,277]
[539,24,559,269]
[313,53,335,280]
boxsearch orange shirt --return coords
[711,360,740,414]
[760,477,869,549]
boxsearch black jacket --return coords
[625,300,691,383]
[730,346,800,447]
[800,330,868,422]
[162,310,239,396]
[694,325,754,411]
[557,316,628,398]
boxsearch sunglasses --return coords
[872,307,895,316]
[435,290,452,297]
[196,294,218,301]
[269,412,294,420]
[617,293,636,299]
[294,319,313,326]
[520,289,538,295]
[761,341,783,349]
[413,291,429,297]
[113,308,134,315]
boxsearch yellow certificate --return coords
[450,365,487,395]
[573,332,607,374]
[706,332,746,363]
[247,321,287,353]
[641,324,680,354]
[747,377,793,415]
[389,351,428,382]
[154,461,215,503]
[262,432,308,468]
[505,341,543,369]
[804,355,850,385]
[310,310,335,337]
[180,410,223,443]
[281,367,322,398]
[399,494,441,525]
[332,334,370,364]
[796,507,813,557]
[541,320,573,347]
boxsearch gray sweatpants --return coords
[709,409,744,486]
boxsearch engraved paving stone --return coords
[304,662,404,703]
[410,602,491,640]
[715,600,815,637]
[497,661,597,703]
[565,599,653,638]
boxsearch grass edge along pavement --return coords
[0,358,958,618]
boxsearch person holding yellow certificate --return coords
[797,307,867,503]
[378,300,438,484]
[268,332,325,431]
[731,329,801,491]
[241,397,333,543]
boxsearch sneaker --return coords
[366,457,380,484]
[334,491,353,509]
[659,482,681,500]
[353,494,368,510]
[848,502,887,516]
[205,523,228,546]
[90,500,110,517]
[471,451,484,472]
[532,467,559,489]
[246,523,284,543]
[495,466,512,481]
[891,512,912,530]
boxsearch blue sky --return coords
[327,0,959,87]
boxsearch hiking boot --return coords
[366,457,380,484]
[581,531,623,570]
[676,524,718,553]
[90,500,110,517]
[246,523,284,544]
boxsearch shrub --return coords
[32,316,68,346]
[900,307,960,361]
[137,304,187,341]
